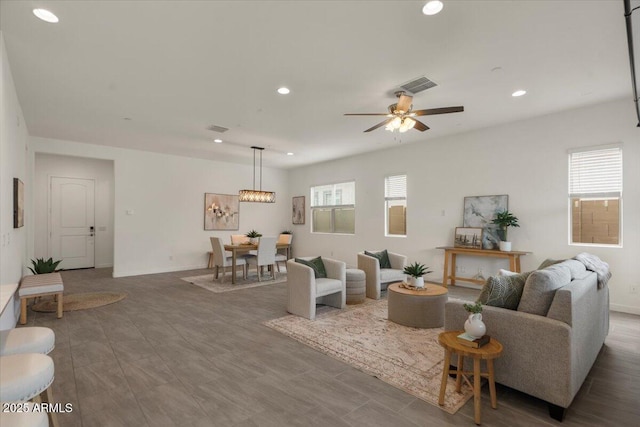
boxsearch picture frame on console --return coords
[454,227,483,249]
[463,195,508,250]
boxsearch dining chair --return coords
[275,233,292,272]
[210,237,247,283]
[246,237,277,281]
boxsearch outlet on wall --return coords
[631,284,639,294]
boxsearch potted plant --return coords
[28,257,62,275]
[463,301,486,338]
[491,210,520,251]
[245,229,262,245]
[403,262,432,289]
[279,230,293,244]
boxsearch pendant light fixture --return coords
[239,146,276,203]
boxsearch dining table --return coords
[224,242,291,284]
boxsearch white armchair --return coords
[286,257,346,320]
[357,251,407,299]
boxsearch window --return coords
[569,145,622,246]
[310,181,355,234]
[385,174,407,236]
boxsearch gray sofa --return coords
[445,259,609,421]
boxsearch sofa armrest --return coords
[286,259,315,319]
[388,252,407,270]
[358,253,381,299]
[323,257,346,284]
[445,300,573,407]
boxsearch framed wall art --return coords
[454,227,483,249]
[204,193,239,230]
[13,178,24,228]
[292,196,305,225]
[463,195,508,249]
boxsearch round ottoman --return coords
[387,282,448,328]
[0,327,55,356]
[346,268,366,304]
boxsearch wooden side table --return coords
[438,331,503,425]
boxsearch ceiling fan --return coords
[344,91,464,133]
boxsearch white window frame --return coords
[568,144,623,247]
[310,181,355,235]
[385,174,407,237]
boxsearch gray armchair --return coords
[357,251,407,299]
[286,257,346,320]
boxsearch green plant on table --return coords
[463,301,483,314]
[28,257,62,274]
[281,230,292,235]
[403,262,432,278]
[245,230,262,238]
[491,210,520,241]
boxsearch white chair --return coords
[210,237,247,283]
[357,251,407,300]
[275,233,292,272]
[286,257,346,320]
[246,237,277,281]
[0,327,55,356]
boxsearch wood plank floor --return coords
[23,268,640,426]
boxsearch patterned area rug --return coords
[31,292,127,312]
[181,272,286,293]
[264,299,474,414]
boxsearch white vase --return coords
[499,241,512,251]
[249,237,259,245]
[464,313,486,339]
[407,276,424,288]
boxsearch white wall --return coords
[33,153,115,268]
[30,137,290,277]
[289,98,640,315]
[0,33,28,285]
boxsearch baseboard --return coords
[95,263,113,269]
[113,263,207,278]
[610,303,640,315]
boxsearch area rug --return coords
[264,299,473,414]
[31,292,127,312]
[181,272,286,293]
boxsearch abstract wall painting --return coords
[14,178,24,228]
[204,193,239,230]
[292,196,305,225]
[463,195,508,250]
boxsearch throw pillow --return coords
[364,250,392,269]
[517,264,571,316]
[537,258,563,270]
[295,257,327,278]
[477,272,531,310]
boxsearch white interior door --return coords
[50,177,95,269]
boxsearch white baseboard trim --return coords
[95,263,114,269]
[112,263,207,278]
[610,303,640,315]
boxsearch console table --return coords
[437,246,530,287]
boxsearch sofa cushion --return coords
[518,264,571,316]
[315,278,343,297]
[379,269,405,284]
[365,250,392,269]
[477,272,531,310]
[295,257,327,279]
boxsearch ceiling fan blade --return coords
[412,119,430,132]
[396,94,413,113]
[344,113,391,116]
[412,106,464,116]
[364,119,393,132]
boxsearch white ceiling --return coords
[0,1,632,168]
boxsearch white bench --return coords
[19,273,64,325]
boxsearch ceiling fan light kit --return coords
[239,146,276,203]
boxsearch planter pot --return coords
[464,313,486,338]
[249,237,260,245]
[407,276,424,288]
[499,241,512,251]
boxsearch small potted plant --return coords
[28,257,62,275]
[403,262,432,289]
[491,210,520,251]
[245,230,262,245]
[279,230,293,244]
[463,302,486,338]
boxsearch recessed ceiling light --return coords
[512,90,527,97]
[33,9,59,23]
[286,152,294,156]
[422,1,444,16]
[277,87,290,95]
[214,139,223,143]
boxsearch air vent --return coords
[206,125,229,133]
[400,76,438,95]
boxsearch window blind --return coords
[310,181,355,207]
[569,147,622,198]
[385,175,407,199]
